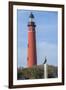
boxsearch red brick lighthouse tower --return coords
[27,12,37,67]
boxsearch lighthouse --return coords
[27,12,37,67]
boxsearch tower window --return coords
[27,57,29,61]
[28,44,29,48]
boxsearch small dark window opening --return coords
[27,57,29,61]
[28,44,29,48]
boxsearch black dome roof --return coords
[29,12,34,18]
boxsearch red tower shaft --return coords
[27,13,37,67]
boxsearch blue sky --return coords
[17,10,58,68]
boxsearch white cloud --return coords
[36,42,58,66]
[18,46,27,68]
[18,41,58,67]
